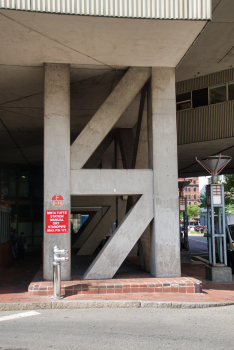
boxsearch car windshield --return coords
[228,225,234,241]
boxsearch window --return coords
[228,82,234,100]
[192,88,208,108]
[185,188,187,192]
[189,195,191,199]
[189,188,191,192]
[176,92,192,111]
[185,195,187,199]
[194,187,196,192]
[189,202,191,205]
[193,180,196,184]
[194,194,197,199]
[194,202,197,204]
[210,84,227,104]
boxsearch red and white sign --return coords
[45,210,69,233]
[51,194,64,207]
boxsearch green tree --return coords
[187,204,202,220]
[199,175,234,214]
[199,192,207,208]
[224,174,234,205]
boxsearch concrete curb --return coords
[1,300,234,311]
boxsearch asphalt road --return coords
[0,307,233,350]
[188,234,208,254]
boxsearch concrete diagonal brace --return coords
[83,194,153,280]
[70,169,153,279]
[77,203,116,256]
[72,208,103,249]
[70,67,151,170]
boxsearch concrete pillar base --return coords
[181,251,191,264]
[205,266,232,282]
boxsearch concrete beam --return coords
[43,63,70,281]
[83,194,153,280]
[71,67,151,170]
[78,201,116,256]
[70,169,153,196]
[83,132,115,169]
[72,208,103,249]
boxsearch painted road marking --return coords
[0,311,41,322]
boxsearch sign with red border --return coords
[45,210,69,233]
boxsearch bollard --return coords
[52,245,69,299]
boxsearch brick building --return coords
[179,178,199,206]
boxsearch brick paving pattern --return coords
[0,253,234,304]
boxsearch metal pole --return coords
[53,261,61,299]
[222,185,228,265]
[208,207,212,264]
[211,186,216,266]
[218,206,223,263]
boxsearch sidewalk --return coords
[0,252,234,310]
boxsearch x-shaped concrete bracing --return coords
[70,170,153,279]
[70,67,152,279]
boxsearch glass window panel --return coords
[34,182,43,198]
[192,88,208,108]
[228,82,234,100]
[33,204,43,221]
[210,84,226,104]
[176,92,191,103]
[176,101,191,111]
[9,169,16,182]
[19,205,31,219]
[1,169,8,181]
[19,182,30,199]
[194,187,196,192]
[18,222,32,237]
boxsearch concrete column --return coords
[43,63,71,281]
[149,67,180,278]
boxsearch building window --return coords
[194,202,197,204]
[189,202,191,205]
[176,92,192,111]
[189,188,191,192]
[194,194,197,199]
[193,180,196,184]
[185,188,187,192]
[228,82,234,100]
[189,195,191,199]
[192,88,208,108]
[210,84,227,104]
[194,187,196,192]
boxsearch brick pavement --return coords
[0,253,234,305]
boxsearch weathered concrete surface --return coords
[205,266,232,282]
[83,194,153,280]
[70,169,153,196]
[149,67,181,278]
[135,108,151,272]
[71,67,151,170]
[44,63,71,281]
[77,200,116,256]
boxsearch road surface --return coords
[0,307,233,350]
[188,233,208,254]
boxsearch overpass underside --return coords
[0,2,213,280]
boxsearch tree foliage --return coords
[199,175,234,214]
[224,174,234,205]
[187,204,202,220]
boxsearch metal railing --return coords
[0,0,211,20]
